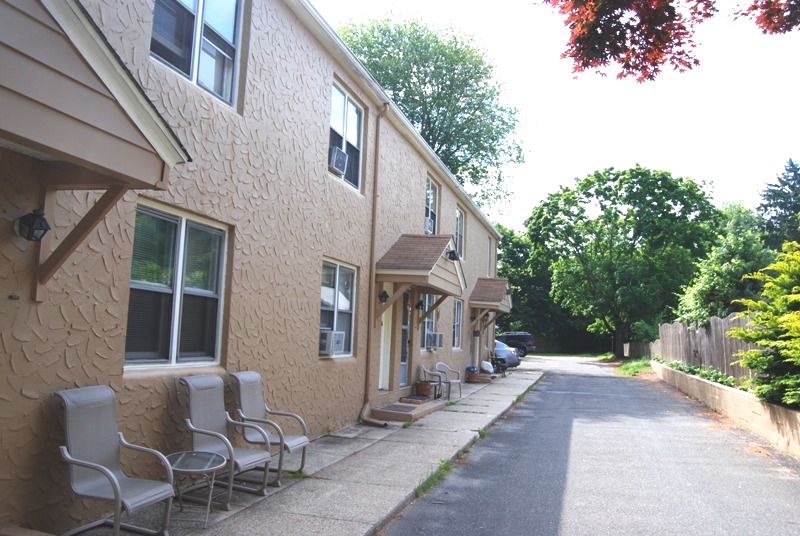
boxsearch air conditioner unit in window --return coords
[425,217,435,234]
[328,146,348,176]
[320,330,346,355]
[434,332,445,348]
[425,332,445,349]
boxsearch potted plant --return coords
[466,366,478,383]
[414,379,432,397]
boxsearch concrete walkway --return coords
[109,368,542,536]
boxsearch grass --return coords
[616,357,652,376]
[415,459,453,497]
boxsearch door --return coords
[399,291,411,387]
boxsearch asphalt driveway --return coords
[382,356,800,536]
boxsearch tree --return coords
[677,203,775,325]
[758,159,800,250]
[545,0,800,81]
[338,19,523,203]
[729,241,800,408]
[527,165,719,357]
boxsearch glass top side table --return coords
[167,451,227,529]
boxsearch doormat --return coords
[380,404,415,413]
[399,395,429,405]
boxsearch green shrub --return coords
[729,242,800,408]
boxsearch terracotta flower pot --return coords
[415,381,432,397]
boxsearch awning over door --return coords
[375,234,466,297]
[1,0,190,299]
[469,277,512,314]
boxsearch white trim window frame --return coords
[125,203,226,367]
[150,0,241,104]
[455,206,465,259]
[320,260,356,357]
[420,293,437,349]
[425,179,438,234]
[452,299,463,349]
[329,84,363,189]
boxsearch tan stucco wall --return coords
[0,0,502,531]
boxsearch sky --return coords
[308,0,800,231]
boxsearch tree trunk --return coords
[613,327,625,359]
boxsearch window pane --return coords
[330,86,345,135]
[125,288,172,362]
[345,101,360,148]
[321,263,336,309]
[184,223,222,293]
[202,0,237,43]
[337,267,354,311]
[336,311,352,352]
[344,143,359,187]
[199,38,233,101]
[151,0,194,75]
[131,209,177,288]
[178,294,218,360]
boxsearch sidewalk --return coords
[159,368,544,536]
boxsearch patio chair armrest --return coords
[225,413,271,448]
[184,418,235,459]
[236,410,286,447]
[264,409,309,436]
[59,445,122,499]
[118,433,173,485]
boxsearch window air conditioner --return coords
[425,216,435,234]
[328,146,348,176]
[320,330,346,355]
[425,332,445,349]
[434,332,445,348]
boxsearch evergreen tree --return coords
[759,159,800,250]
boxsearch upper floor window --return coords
[452,299,463,349]
[425,179,438,234]
[125,204,226,365]
[150,0,239,104]
[320,261,356,356]
[455,207,465,258]
[329,85,362,188]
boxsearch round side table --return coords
[166,451,227,529]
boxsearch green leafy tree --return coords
[338,19,523,203]
[527,165,718,357]
[677,204,775,325]
[758,159,800,250]
[545,0,800,82]
[730,242,800,408]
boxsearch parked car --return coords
[494,340,520,368]
[497,331,536,357]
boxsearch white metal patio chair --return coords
[435,362,462,399]
[230,371,309,486]
[56,385,173,536]
[179,374,271,510]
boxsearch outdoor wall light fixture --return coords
[13,209,50,241]
[505,287,513,295]
[378,290,389,304]
[415,299,424,311]
[445,249,459,261]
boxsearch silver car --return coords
[494,340,520,368]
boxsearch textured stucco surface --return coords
[1,0,501,531]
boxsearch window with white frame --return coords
[419,293,437,349]
[329,85,362,188]
[125,205,225,365]
[453,299,463,349]
[150,0,240,104]
[319,261,356,356]
[455,207,465,259]
[425,179,438,234]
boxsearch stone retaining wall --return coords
[651,360,800,460]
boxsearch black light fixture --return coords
[13,209,50,241]
[446,249,459,261]
[415,299,424,311]
[505,287,513,295]
[378,290,390,304]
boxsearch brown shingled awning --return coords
[376,234,466,297]
[469,277,512,314]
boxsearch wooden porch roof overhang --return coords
[374,234,466,323]
[469,277,512,331]
[2,0,190,299]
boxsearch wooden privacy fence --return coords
[631,313,758,379]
